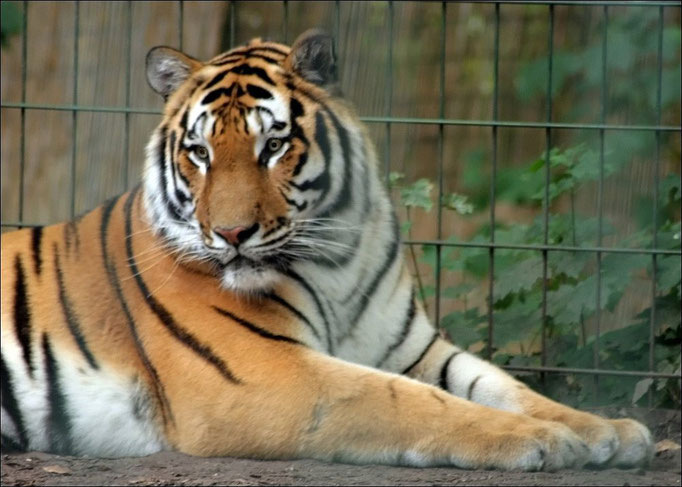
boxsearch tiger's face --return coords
[144,31,351,292]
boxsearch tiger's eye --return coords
[195,146,209,160]
[267,138,283,153]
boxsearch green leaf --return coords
[400,221,412,235]
[657,256,681,293]
[550,252,591,279]
[388,171,405,189]
[441,310,486,349]
[441,192,474,215]
[493,294,542,347]
[400,178,434,211]
[494,257,543,299]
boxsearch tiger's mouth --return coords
[218,251,292,275]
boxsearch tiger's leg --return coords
[380,309,654,468]
[174,348,587,471]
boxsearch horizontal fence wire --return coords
[1,1,680,386]
[2,102,681,132]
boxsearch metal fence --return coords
[1,1,680,404]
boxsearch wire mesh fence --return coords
[1,0,680,407]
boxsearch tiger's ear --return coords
[146,46,202,99]
[285,29,338,89]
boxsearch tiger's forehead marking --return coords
[182,60,291,139]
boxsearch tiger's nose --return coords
[214,223,259,247]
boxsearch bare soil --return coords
[2,408,680,486]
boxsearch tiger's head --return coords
[143,30,375,293]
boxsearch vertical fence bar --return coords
[649,5,665,407]
[384,1,394,187]
[434,1,447,329]
[487,2,500,361]
[19,0,28,225]
[70,1,80,218]
[594,5,609,401]
[334,0,340,58]
[229,2,236,48]
[124,1,132,190]
[178,0,184,51]
[283,0,289,43]
[540,4,555,378]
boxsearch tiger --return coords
[1,29,654,471]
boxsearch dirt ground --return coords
[2,408,680,486]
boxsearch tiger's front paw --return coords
[559,411,653,467]
[487,420,589,472]
[605,418,654,468]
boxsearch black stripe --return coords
[42,333,73,455]
[204,69,230,90]
[251,230,291,250]
[100,191,174,426]
[290,96,305,119]
[318,109,353,218]
[279,189,308,212]
[54,244,99,370]
[289,97,309,177]
[311,112,332,200]
[213,46,288,63]
[292,153,308,177]
[401,333,439,375]
[375,289,416,368]
[123,190,242,385]
[232,63,275,85]
[1,432,24,452]
[30,226,43,275]
[264,292,321,341]
[157,128,185,223]
[285,269,333,353]
[0,351,28,450]
[438,351,461,391]
[168,131,190,206]
[245,53,281,64]
[288,85,354,218]
[348,215,400,324]
[212,56,241,66]
[467,375,482,400]
[260,220,285,240]
[290,113,330,193]
[202,86,232,105]
[213,306,303,345]
[248,46,288,57]
[13,256,34,377]
[215,63,276,85]
[246,83,273,100]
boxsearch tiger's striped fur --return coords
[1,30,653,469]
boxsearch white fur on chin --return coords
[220,265,281,294]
